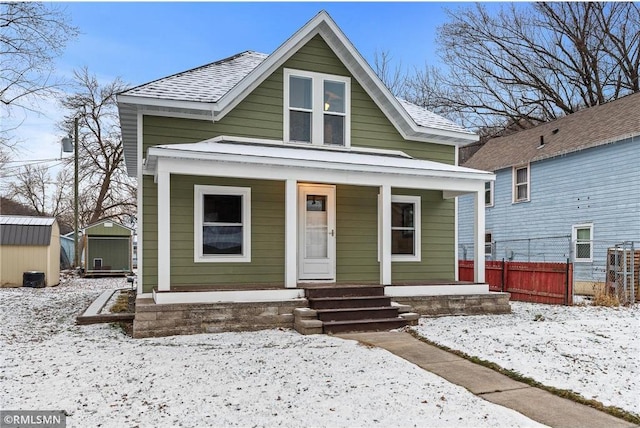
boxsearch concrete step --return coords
[309,296,392,310]
[323,317,407,334]
[304,285,384,299]
[316,306,400,322]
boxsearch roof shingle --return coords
[464,92,640,171]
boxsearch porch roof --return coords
[144,137,494,193]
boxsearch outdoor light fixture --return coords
[61,117,79,269]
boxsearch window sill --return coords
[392,255,421,262]
[195,255,251,263]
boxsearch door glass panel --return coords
[306,195,327,258]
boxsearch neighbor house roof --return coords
[0,215,56,246]
[118,11,477,177]
[464,91,640,172]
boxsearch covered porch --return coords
[144,136,494,305]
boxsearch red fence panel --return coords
[458,260,573,305]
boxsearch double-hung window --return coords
[391,195,421,261]
[513,164,530,202]
[285,69,350,147]
[572,224,593,262]
[485,181,494,207]
[194,185,251,263]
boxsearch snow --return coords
[0,277,546,427]
[413,301,640,415]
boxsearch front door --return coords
[298,184,336,281]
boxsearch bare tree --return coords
[403,2,640,131]
[0,2,78,116]
[8,163,71,218]
[373,50,406,96]
[59,67,135,226]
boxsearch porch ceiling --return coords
[144,137,494,194]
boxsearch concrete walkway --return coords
[337,331,637,428]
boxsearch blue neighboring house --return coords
[458,92,640,295]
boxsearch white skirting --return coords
[384,284,490,297]
[152,288,306,305]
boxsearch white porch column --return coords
[157,168,171,291]
[473,188,486,283]
[379,184,392,285]
[285,179,297,288]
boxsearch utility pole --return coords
[73,117,79,269]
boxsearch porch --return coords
[134,282,510,338]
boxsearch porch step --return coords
[316,306,400,322]
[308,296,392,310]
[323,318,407,334]
[304,285,384,299]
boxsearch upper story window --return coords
[485,181,494,207]
[513,164,530,203]
[284,69,351,147]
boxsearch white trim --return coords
[379,185,392,285]
[284,68,351,147]
[153,288,305,304]
[512,164,530,203]
[193,185,251,263]
[384,284,490,296]
[157,169,171,291]
[391,195,421,262]
[473,188,486,282]
[136,112,144,294]
[454,195,459,281]
[146,154,489,194]
[572,223,594,262]
[285,179,297,287]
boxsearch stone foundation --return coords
[133,298,307,338]
[392,293,511,317]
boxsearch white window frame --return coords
[194,185,251,263]
[572,223,593,262]
[283,68,351,148]
[512,164,530,203]
[485,181,494,207]
[485,232,493,260]
[391,195,421,262]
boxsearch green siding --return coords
[86,222,131,237]
[141,34,459,291]
[87,237,131,271]
[335,185,379,282]
[143,176,285,292]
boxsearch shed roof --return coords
[0,215,56,246]
[464,91,640,172]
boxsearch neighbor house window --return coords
[485,181,494,207]
[485,232,493,260]
[513,164,530,202]
[284,69,350,147]
[194,185,251,263]
[572,224,593,262]
[391,195,421,261]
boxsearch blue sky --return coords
[4,1,487,170]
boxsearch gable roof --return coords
[118,11,477,177]
[0,215,56,246]
[464,91,640,172]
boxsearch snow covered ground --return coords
[413,301,640,415]
[0,277,546,427]
[7,278,636,427]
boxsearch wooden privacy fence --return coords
[459,260,573,305]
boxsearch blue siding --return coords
[459,136,640,280]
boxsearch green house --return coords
[117,11,496,336]
[83,220,134,277]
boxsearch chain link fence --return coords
[459,237,639,303]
